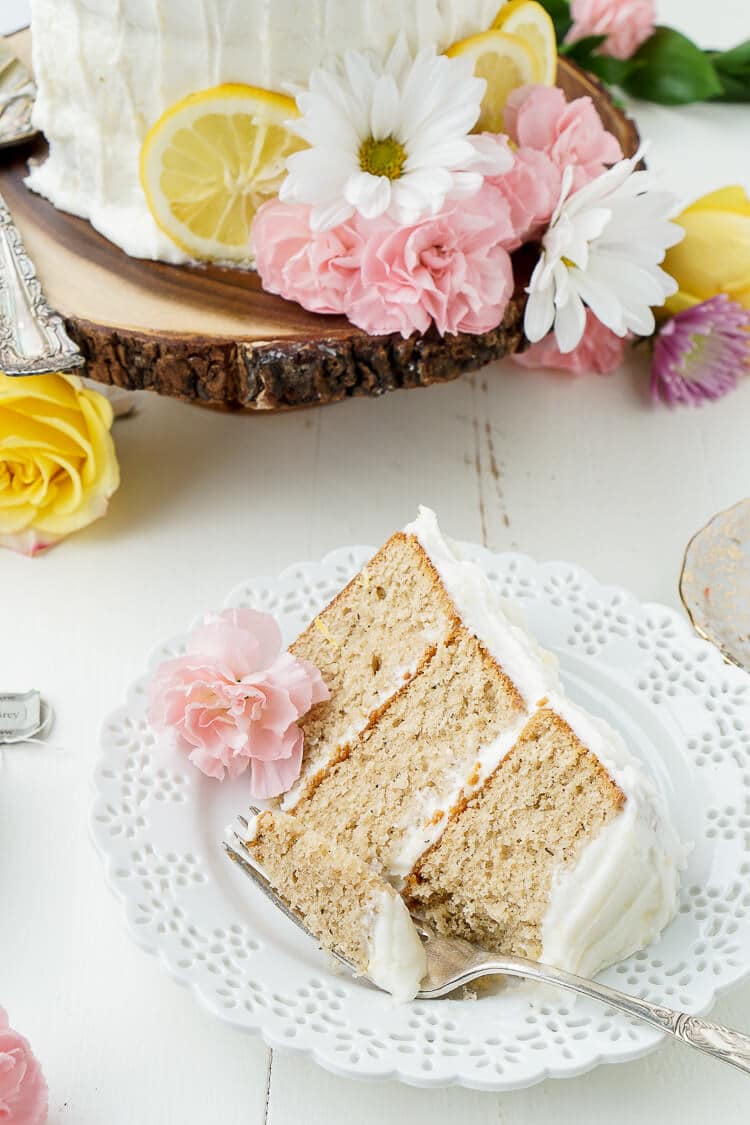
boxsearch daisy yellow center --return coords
[359,136,407,180]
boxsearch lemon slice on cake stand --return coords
[446,30,541,132]
[493,0,558,85]
[140,84,303,262]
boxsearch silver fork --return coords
[225,812,750,1077]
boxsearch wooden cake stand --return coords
[2,33,638,412]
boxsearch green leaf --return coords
[562,35,632,86]
[586,54,632,86]
[537,0,572,43]
[712,37,750,73]
[623,27,723,104]
[709,39,750,101]
[560,33,607,60]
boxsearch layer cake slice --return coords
[245,509,681,998]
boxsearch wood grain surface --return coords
[2,33,638,410]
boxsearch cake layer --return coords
[292,624,526,879]
[244,809,426,1002]
[284,531,460,809]
[28,0,504,263]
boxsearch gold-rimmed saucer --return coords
[680,498,750,672]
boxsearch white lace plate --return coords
[92,545,750,1091]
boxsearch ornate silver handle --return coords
[479,957,750,1076]
[0,190,84,376]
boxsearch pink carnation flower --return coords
[514,309,628,375]
[504,85,623,191]
[252,200,363,316]
[148,608,329,799]
[347,185,516,338]
[487,146,562,248]
[0,1008,48,1125]
[566,0,656,61]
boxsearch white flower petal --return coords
[554,290,588,353]
[446,171,484,199]
[344,171,392,218]
[569,266,627,336]
[370,74,401,141]
[310,198,356,232]
[385,33,412,82]
[525,271,556,343]
[528,151,681,348]
[404,138,476,173]
[465,134,514,177]
[281,148,357,205]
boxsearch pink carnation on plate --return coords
[504,85,623,191]
[0,1008,48,1125]
[566,0,656,60]
[513,309,628,375]
[347,185,516,339]
[252,200,363,316]
[148,608,329,799]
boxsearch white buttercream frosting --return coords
[540,694,684,977]
[28,0,505,263]
[366,890,427,1003]
[405,507,560,709]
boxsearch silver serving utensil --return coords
[0,38,82,376]
[225,811,750,1077]
[0,39,38,150]
[680,498,750,672]
[0,190,84,375]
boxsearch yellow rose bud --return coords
[662,186,750,318]
[0,373,120,556]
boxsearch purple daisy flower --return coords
[652,295,750,406]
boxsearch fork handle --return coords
[484,959,750,1076]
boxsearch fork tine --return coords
[237,813,249,829]
[248,805,261,816]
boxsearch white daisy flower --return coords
[524,150,684,353]
[279,35,512,232]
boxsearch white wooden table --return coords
[2,1,750,1121]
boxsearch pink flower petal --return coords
[0,1009,48,1125]
[565,0,655,60]
[250,726,304,799]
[147,608,328,790]
[513,309,629,374]
[504,85,623,193]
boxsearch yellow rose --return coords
[662,185,750,317]
[0,373,120,556]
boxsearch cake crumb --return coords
[314,618,339,647]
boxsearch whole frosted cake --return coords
[28,1,679,374]
[28,0,503,263]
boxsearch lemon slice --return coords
[140,84,302,262]
[446,30,540,134]
[493,0,557,85]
